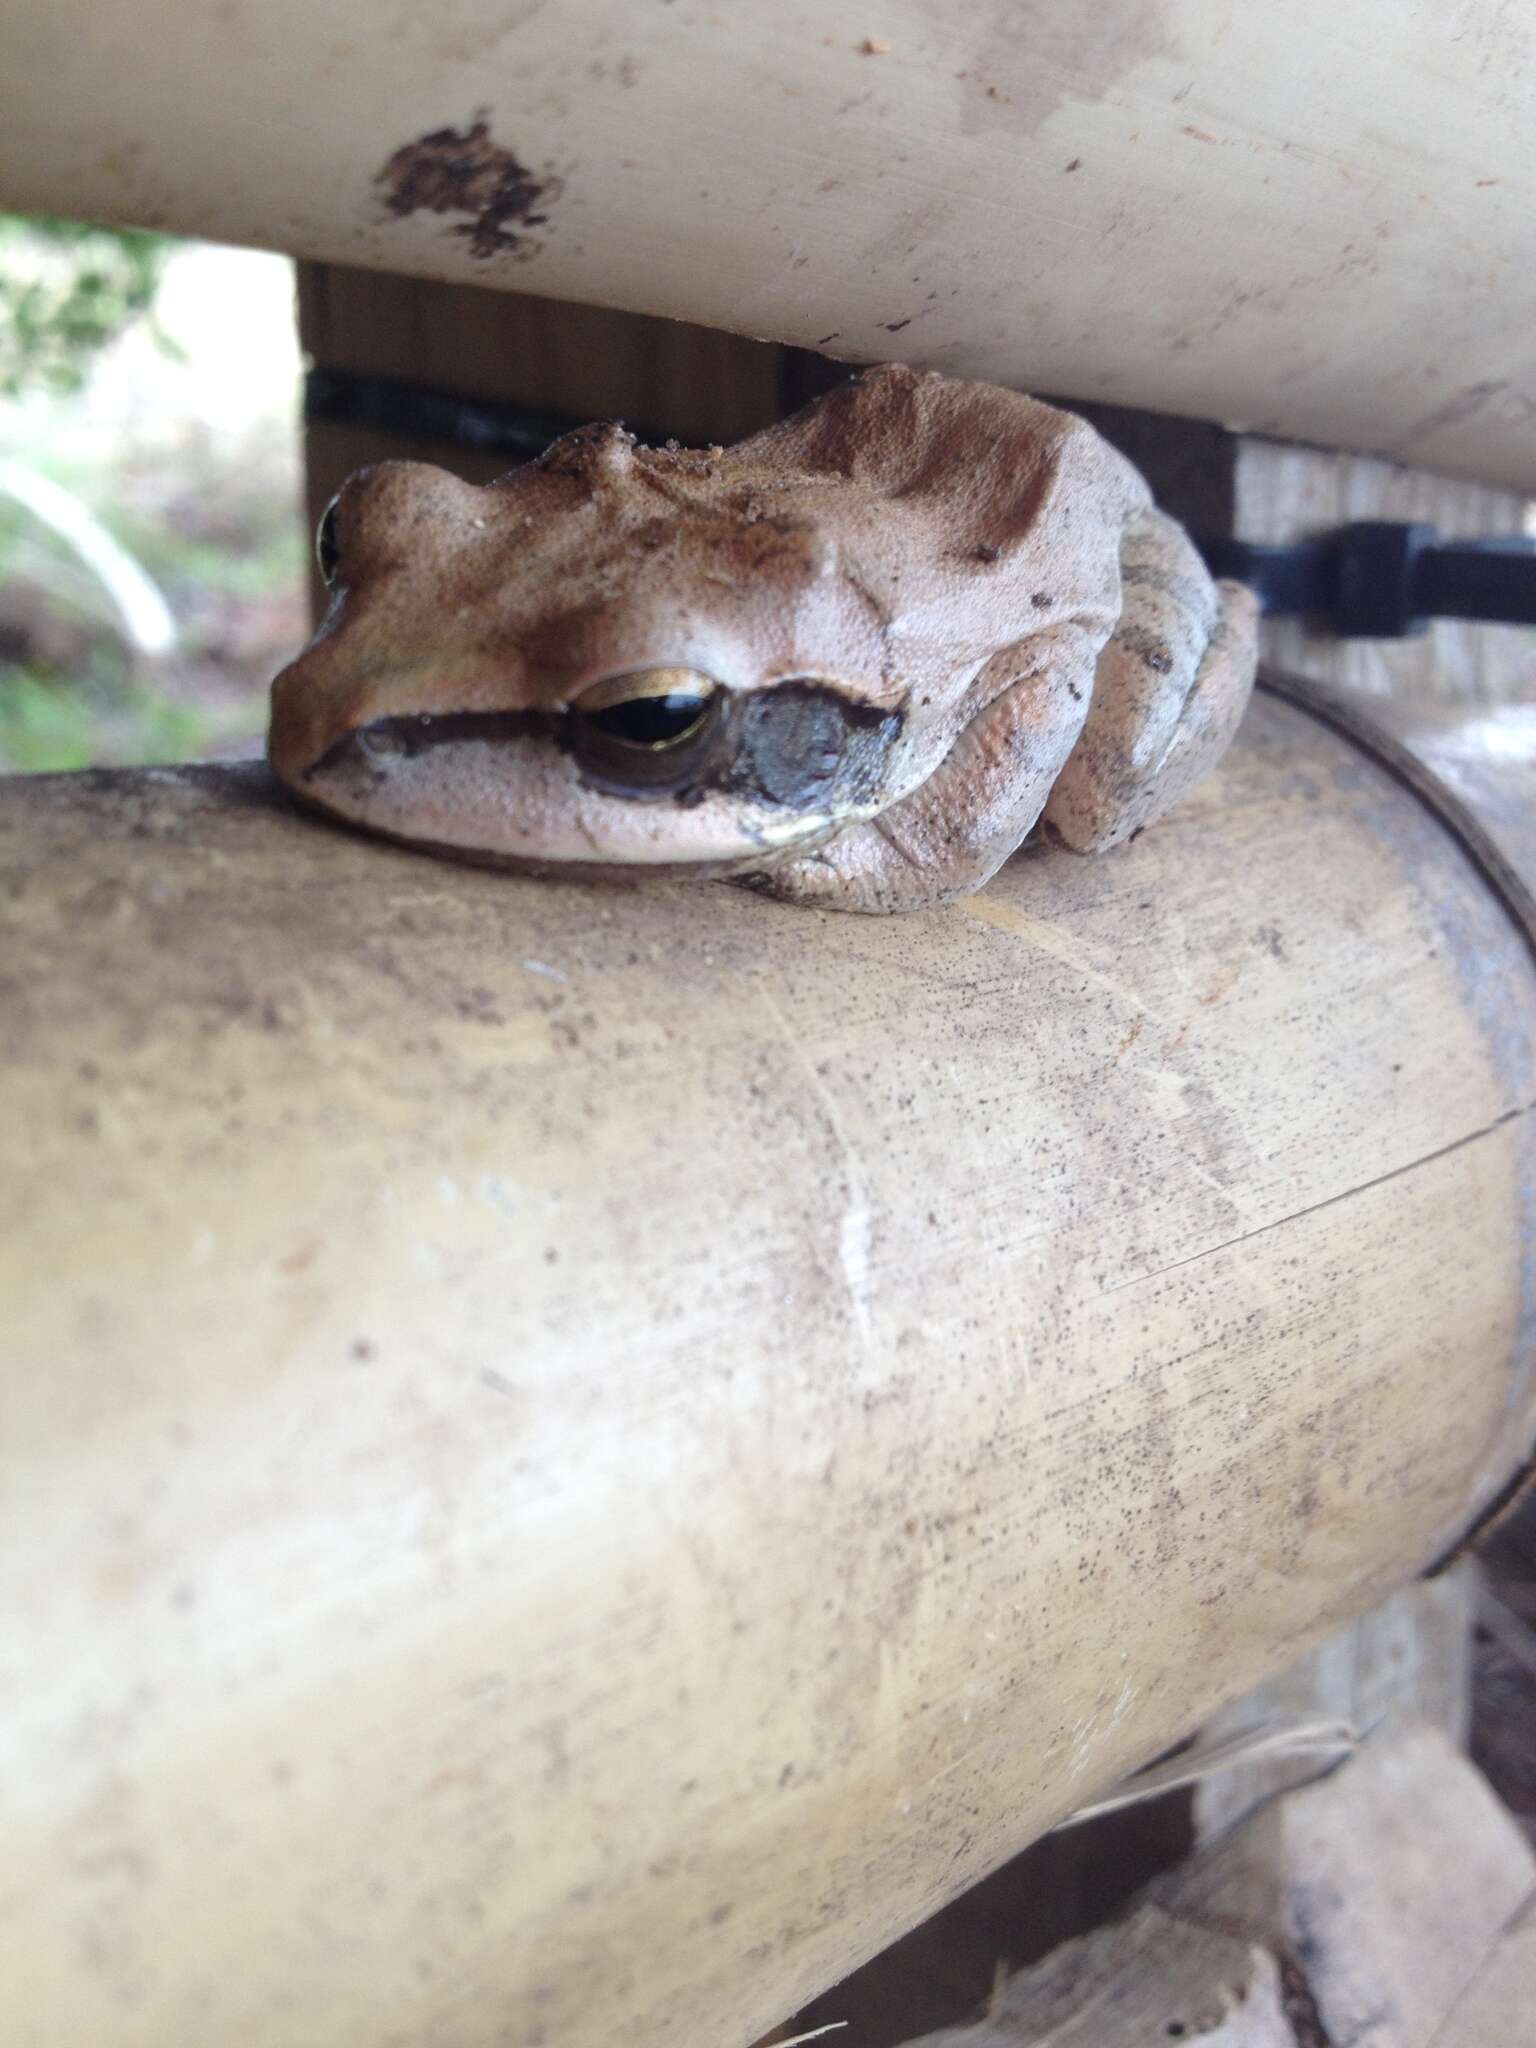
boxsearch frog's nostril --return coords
[356,725,408,764]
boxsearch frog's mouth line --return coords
[306,709,553,775]
[301,681,907,815]
[274,798,842,885]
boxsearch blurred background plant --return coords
[0,215,175,399]
[0,213,306,772]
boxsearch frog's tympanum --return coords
[269,365,1258,913]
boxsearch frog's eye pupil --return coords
[588,693,710,748]
[316,497,341,585]
[568,668,724,795]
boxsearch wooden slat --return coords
[296,267,786,447]
[1161,1725,1536,2048]
[3,3,1536,486]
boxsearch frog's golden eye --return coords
[316,495,342,586]
[567,667,724,793]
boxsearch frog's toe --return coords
[1046,571,1258,854]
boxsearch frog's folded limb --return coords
[732,622,1101,915]
[1043,512,1260,854]
[737,514,1258,913]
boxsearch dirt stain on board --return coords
[956,1,1175,137]
[376,115,559,260]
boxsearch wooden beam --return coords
[3,3,1536,487]
[2,696,1534,2048]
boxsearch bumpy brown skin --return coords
[268,364,1258,914]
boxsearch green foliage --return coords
[0,215,176,398]
[0,667,111,771]
[0,226,301,771]
[0,660,215,774]
[0,642,250,772]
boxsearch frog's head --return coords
[267,434,919,876]
[268,366,1135,880]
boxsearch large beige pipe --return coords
[2,1,1535,489]
[1,689,1533,2048]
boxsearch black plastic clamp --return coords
[1197,523,1536,637]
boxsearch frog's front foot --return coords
[1044,513,1260,854]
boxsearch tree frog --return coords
[268,365,1258,913]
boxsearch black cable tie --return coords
[1196,521,1536,636]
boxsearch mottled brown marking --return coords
[376,117,557,260]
